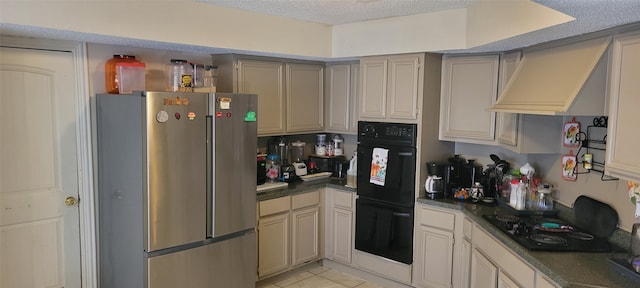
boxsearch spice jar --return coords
[105,55,138,94]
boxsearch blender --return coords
[291,141,307,177]
[273,136,295,182]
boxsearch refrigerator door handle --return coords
[206,114,213,238]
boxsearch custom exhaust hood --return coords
[491,37,611,116]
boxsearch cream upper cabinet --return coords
[606,30,640,183]
[212,55,323,136]
[439,54,500,144]
[359,53,423,122]
[237,59,286,135]
[325,62,359,134]
[286,63,324,133]
[497,52,521,147]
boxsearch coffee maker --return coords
[425,162,453,199]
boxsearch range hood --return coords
[491,37,611,115]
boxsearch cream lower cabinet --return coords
[323,188,355,265]
[257,190,321,280]
[258,196,291,278]
[291,205,319,266]
[471,224,560,288]
[471,248,498,288]
[413,204,465,288]
[606,30,640,183]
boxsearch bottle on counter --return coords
[346,151,357,188]
[516,180,527,210]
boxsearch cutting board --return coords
[573,195,618,238]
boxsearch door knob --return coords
[65,196,78,206]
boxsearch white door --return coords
[0,46,81,287]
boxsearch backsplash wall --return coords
[455,142,636,232]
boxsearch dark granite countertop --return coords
[256,178,355,202]
[417,197,639,288]
[256,182,639,287]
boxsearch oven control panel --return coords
[358,121,416,147]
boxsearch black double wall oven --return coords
[355,121,417,265]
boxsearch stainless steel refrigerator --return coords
[96,91,257,288]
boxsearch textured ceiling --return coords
[198,0,640,53]
[196,0,474,25]
[2,0,639,58]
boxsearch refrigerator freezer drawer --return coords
[147,232,256,288]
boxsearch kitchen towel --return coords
[370,148,388,186]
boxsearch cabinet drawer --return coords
[474,226,535,288]
[333,191,353,209]
[292,190,320,210]
[418,207,455,230]
[259,196,291,217]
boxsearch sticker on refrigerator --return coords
[156,111,169,123]
[218,97,231,110]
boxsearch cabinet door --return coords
[606,30,640,183]
[349,63,360,133]
[291,206,319,266]
[440,55,499,144]
[325,64,352,133]
[498,271,523,288]
[413,226,454,288]
[258,212,289,278]
[461,239,472,288]
[359,57,388,119]
[286,63,324,133]
[497,52,521,147]
[387,54,422,120]
[471,249,498,288]
[332,207,353,264]
[237,60,285,135]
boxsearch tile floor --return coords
[257,265,384,288]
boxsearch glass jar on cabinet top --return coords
[105,55,141,94]
[166,59,193,92]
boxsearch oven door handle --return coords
[392,212,411,217]
[398,152,413,157]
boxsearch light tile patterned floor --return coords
[257,265,384,288]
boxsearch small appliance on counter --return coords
[308,155,345,175]
[257,154,266,185]
[290,141,307,177]
[268,136,295,182]
[425,162,450,199]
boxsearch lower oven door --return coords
[357,143,416,206]
[355,198,414,264]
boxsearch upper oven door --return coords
[357,142,416,206]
